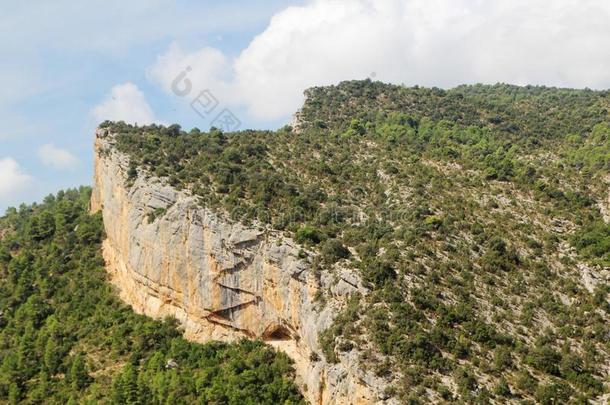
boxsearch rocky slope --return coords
[91,128,391,404]
[94,81,610,403]
[600,175,610,223]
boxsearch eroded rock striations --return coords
[91,128,390,404]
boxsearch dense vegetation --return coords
[0,188,303,404]
[106,80,609,403]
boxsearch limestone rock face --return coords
[600,174,610,223]
[91,128,391,404]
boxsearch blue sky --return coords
[0,1,299,212]
[1,0,609,213]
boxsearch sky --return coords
[1,0,609,213]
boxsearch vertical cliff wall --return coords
[91,128,391,404]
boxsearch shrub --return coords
[321,239,350,263]
[526,345,562,375]
[571,221,610,266]
[493,377,511,397]
[535,382,574,405]
[295,226,323,244]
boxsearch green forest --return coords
[0,188,303,404]
[106,80,610,403]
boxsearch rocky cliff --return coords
[91,128,391,404]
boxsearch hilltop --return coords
[102,80,610,403]
[1,80,608,404]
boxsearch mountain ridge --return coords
[103,80,610,403]
[2,79,607,403]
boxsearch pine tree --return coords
[30,371,51,403]
[69,353,90,391]
[44,338,62,375]
[7,383,21,405]
[113,364,140,405]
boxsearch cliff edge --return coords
[91,127,392,404]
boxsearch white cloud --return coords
[0,158,33,200]
[147,43,234,101]
[37,144,80,170]
[148,0,610,121]
[92,82,156,125]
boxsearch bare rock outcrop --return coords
[599,174,610,223]
[91,128,391,404]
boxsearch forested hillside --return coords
[107,80,610,403]
[0,188,303,404]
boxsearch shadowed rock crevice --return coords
[262,324,293,341]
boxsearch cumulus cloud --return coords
[92,82,156,125]
[147,44,232,97]
[0,158,33,199]
[37,144,80,170]
[148,0,610,121]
